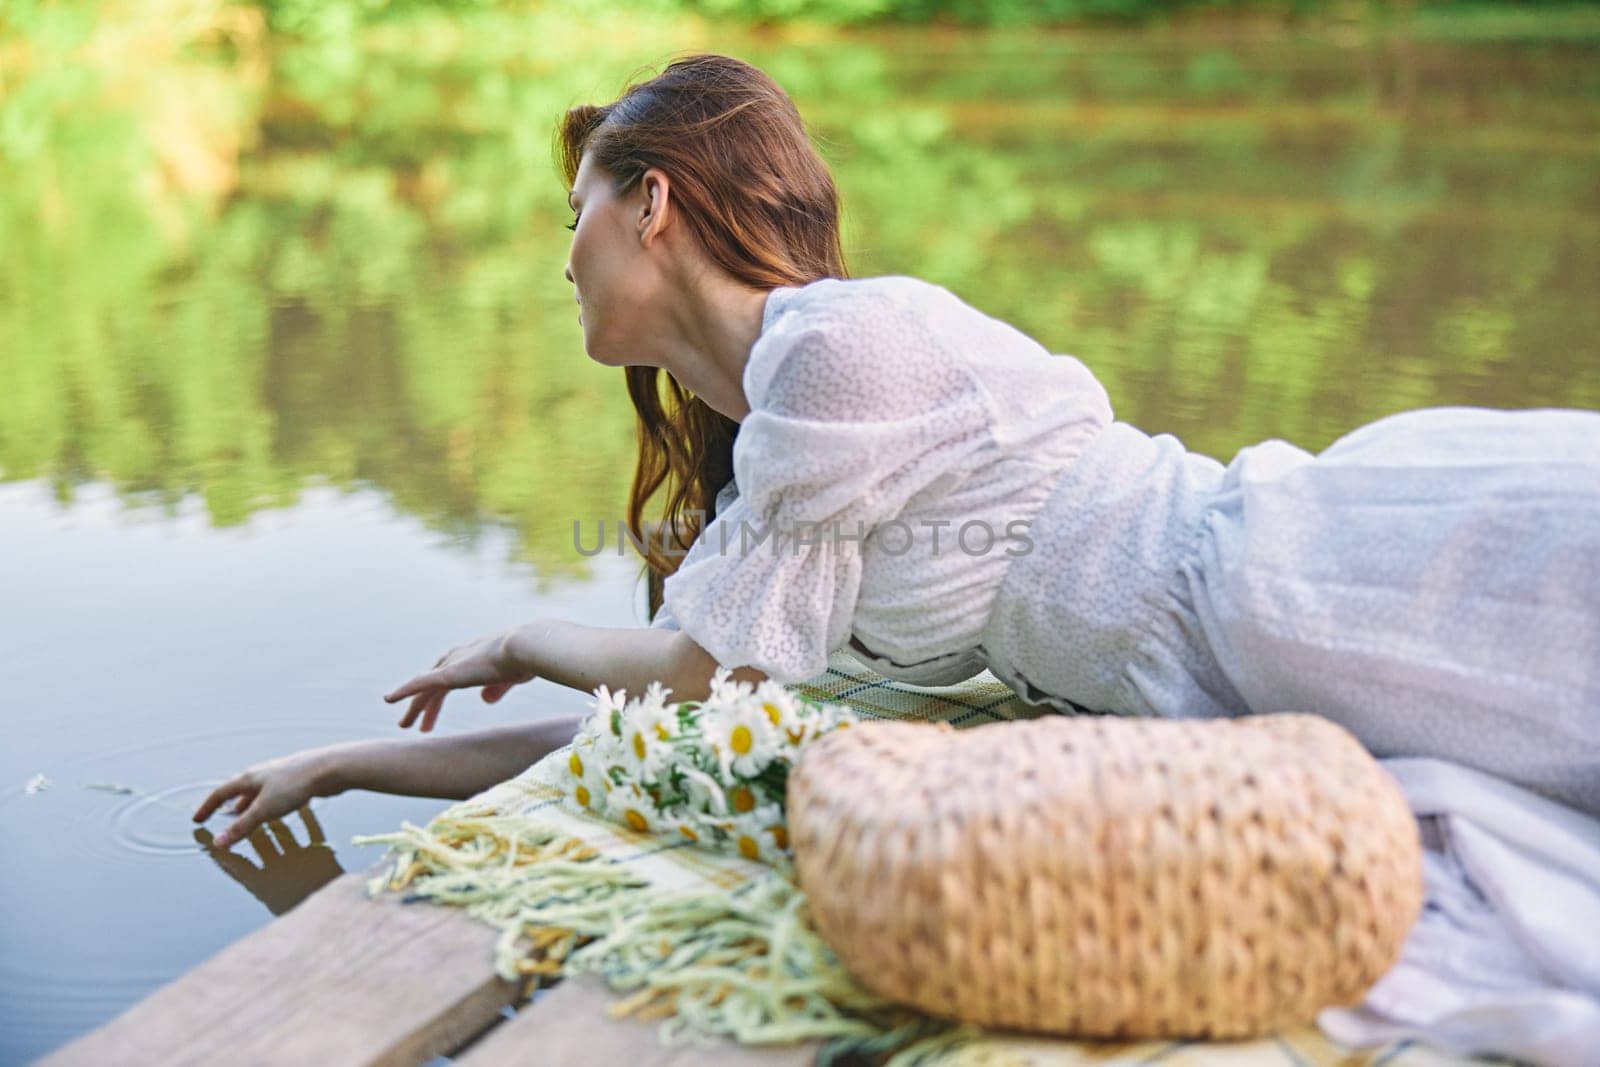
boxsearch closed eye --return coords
[565,214,580,232]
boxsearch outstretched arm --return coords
[506,620,768,704]
[194,717,584,850]
[321,717,584,799]
[383,618,769,733]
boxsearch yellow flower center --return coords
[656,724,671,741]
[731,786,756,813]
[786,727,805,744]
[763,702,782,726]
[624,809,648,832]
[678,825,698,841]
[574,785,591,808]
[568,752,584,777]
[767,824,789,850]
[632,732,646,760]
[730,724,753,755]
[737,835,760,861]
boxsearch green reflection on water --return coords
[3,7,1598,578]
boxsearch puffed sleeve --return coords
[648,598,681,631]
[648,476,741,632]
[659,280,996,681]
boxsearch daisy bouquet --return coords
[559,666,859,869]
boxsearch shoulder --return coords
[759,275,962,355]
[775,273,955,317]
[746,275,979,420]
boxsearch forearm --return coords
[316,718,582,802]
[505,620,766,704]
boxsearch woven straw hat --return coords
[787,713,1424,1040]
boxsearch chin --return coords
[578,324,605,363]
[586,339,646,369]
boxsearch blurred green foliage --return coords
[2,2,1597,580]
[222,0,1600,34]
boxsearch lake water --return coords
[3,8,1598,1061]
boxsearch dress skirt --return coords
[1186,406,1600,820]
[981,405,1600,819]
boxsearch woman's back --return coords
[660,273,1600,820]
[658,274,1116,685]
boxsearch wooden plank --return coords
[455,973,821,1066]
[40,861,518,1067]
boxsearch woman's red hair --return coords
[556,53,848,619]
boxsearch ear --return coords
[637,167,672,247]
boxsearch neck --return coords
[656,267,773,424]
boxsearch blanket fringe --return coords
[353,811,1025,1066]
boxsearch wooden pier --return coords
[38,858,817,1067]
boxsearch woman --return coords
[193,51,1600,1064]
[196,51,1599,843]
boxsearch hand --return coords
[192,809,345,916]
[192,749,331,850]
[382,629,538,733]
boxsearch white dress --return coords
[652,274,1600,1064]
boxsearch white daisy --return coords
[712,803,788,864]
[640,677,674,712]
[619,703,674,785]
[558,737,610,810]
[703,695,779,778]
[814,700,860,736]
[563,739,591,782]
[603,780,658,835]
[753,679,808,745]
[591,683,628,739]
[561,743,589,798]
[579,758,613,814]
[663,812,707,846]
[637,681,683,740]
[725,780,761,815]
[573,708,611,753]
[705,664,756,706]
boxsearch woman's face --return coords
[564,153,654,367]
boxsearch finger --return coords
[385,671,447,705]
[193,789,230,823]
[195,828,264,878]
[212,815,246,850]
[410,690,435,732]
[193,779,243,822]
[399,688,435,728]
[232,794,251,814]
[482,683,510,704]
[386,677,422,705]
[214,800,267,851]
[421,689,448,733]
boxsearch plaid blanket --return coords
[448,651,1497,1066]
